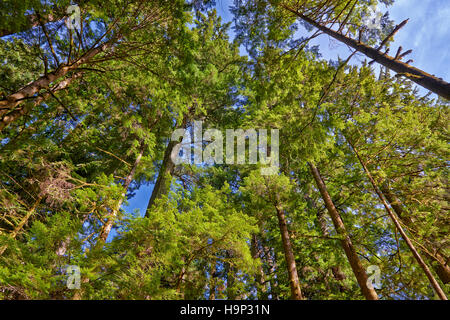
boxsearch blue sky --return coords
[121,0,449,226]
[217,0,450,93]
[389,0,450,83]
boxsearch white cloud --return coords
[389,0,450,85]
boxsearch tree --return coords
[281,3,450,99]
[0,1,448,300]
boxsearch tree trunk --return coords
[0,38,115,121]
[274,205,303,300]
[224,250,237,300]
[0,13,58,38]
[251,234,268,299]
[72,140,145,300]
[347,140,447,300]
[145,116,189,216]
[379,185,414,225]
[144,140,177,216]
[98,140,146,243]
[380,185,450,284]
[263,242,279,300]
[209,263,216,300]
[282,4,450,100]
[0,72,83,132]
[308,162,379,300]
[316,208,348,289]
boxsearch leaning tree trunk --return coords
[316,207,348,290]
[144,140,178,216]
[145,116,189,216]
[0,72,83,132]
[0,37,116,124]
[347,140,447,300]
[380,185,450,284]
[274,205,303,300]
[73,140,146,300]
[308,162,379,300]
[282,4,450,100]
[98,140,146,243]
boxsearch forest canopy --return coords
[0,0,448,300]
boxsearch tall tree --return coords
[309,162,379,300]
[281,3,450,99]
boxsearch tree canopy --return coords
[0,0,448,300]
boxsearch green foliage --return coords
[0,0,448,300]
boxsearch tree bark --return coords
[144,140,177,216]
[145,116,189,216]
[0,72,83,132]
[98,140,146,243]
[308,162,379,300]
[251,234,268,299]
[274,205,303,300]
[282,4,450,100]
[0,38,115,121]
[209,263,216,300]
[380,185,450,284]
[347,140,447,300]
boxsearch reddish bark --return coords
[309,162,379,300]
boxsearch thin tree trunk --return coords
[0,72,83,132]
[251,234,268,299]
[380,185,450,284]
[308,162,379,300]
[73,140,145,300]
[0,196,42,255]
[347,140,447,300]
[263,243,279,300]
[209,263,216,300]
[282,4,450,100]
[0,37,116,120]
[98,141,146,243]
[274,205,303,300]
[379,185,414,225]
[224,250,237,300]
